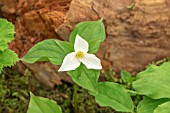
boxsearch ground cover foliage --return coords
[1,18,170,113]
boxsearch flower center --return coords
[76,51,84,58]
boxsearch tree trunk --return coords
[1,0,170,87]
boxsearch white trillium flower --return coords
[58,34,102,71]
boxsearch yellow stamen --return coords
[76,51,84,58]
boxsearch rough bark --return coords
[0,0,170,87]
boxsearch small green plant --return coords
[22,19,134,113]
[0,18,18,72]
[1,18,170,113]
[133,62,170,113]
[21,19,170,113]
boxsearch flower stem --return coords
[73,83,78,113]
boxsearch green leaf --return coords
[133,62,170,99]
[137,96,169,113]
[89,82,134,112]
[154,101,170,113]
[0,18,15,51]
[68,64,100,92]
[0,49,18,72]
[70,19,106,53]
[121,70,133,83]
[0,40,8,51]
[21,39,74,65]
[27,92,62,113]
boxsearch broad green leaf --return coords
[21,39,74,65]
[154,101,170,113]
[121,70,133,83]
[89,82,134,112]
[88,39,101,53]
[27,92,62,113]
[133,62,170,99]
[0,49,18,72]
[68,64,100,92]
[137,96,169,113]
[70,19,106,53]
[0,18,15,51]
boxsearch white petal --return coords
[79,53,102,70]
[74,34,89,53]
[58,52,81,71]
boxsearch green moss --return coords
[0,68,29,113]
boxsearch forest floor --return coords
[0,58,169,113]
[0,68,118,113]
